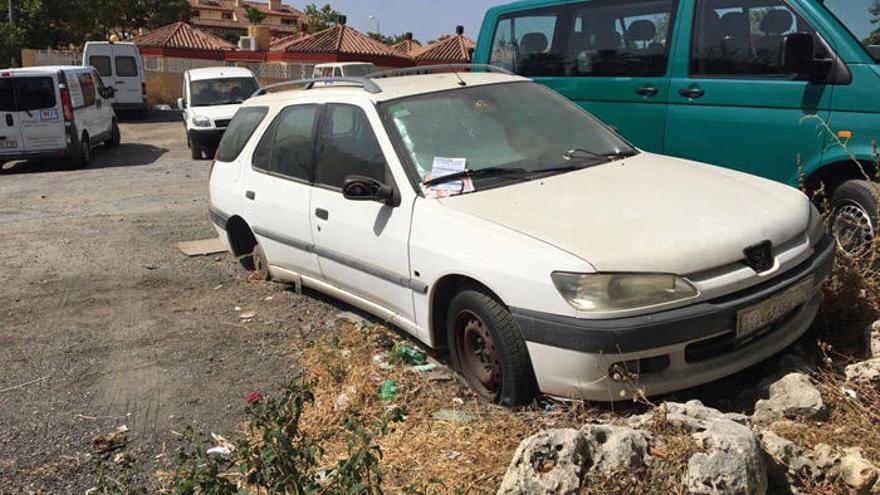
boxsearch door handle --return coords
[636,86,658,97]
[5,114,11,126]
[245,191,256,200]
[678,87,705,99]
[315,208,329,220]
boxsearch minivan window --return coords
[115,56,138,77]
[315,104,388,189]
[253,105,316,181]
[821,0,880,62]
[191,77,259,107]
[216,107,268,162]
[89,56,112,77]
[77,73,97,107]
[691,0,818,77]
[380,82,634,185]
[16,77,56,111]
[0,79,14,111]
[489,0,677,78]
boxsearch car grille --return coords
[214,119,230,129]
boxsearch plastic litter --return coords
[410,363,438,372]
[377,380,399,401]
[392,343,427,366]
[431,409,475,424]
[372,353,394,370]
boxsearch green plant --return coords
[244,7,265,26]
[171,428,241,495]
[91,453,148,495]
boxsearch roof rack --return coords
[251,77,382,98]
[367,64,514,79]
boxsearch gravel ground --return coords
[0,115,346,493]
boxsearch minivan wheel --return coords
[831,180,879,254]
[446,288,537,406]
[191,144,203,160]
[106,121,121,148]
[74,134,91,169]
[252,243,271,281]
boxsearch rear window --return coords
[115,56,138,77]
[90,56,112,77]
[0,79,14,111]
[17,77,56,111]
[216,107,269,162]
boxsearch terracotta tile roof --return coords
[188,0,305,19]
[275,24,410,61]
[133,22,236,50]
[391,39,422,56]
[414,34,476,63]
[269,32,307,50]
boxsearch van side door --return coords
[0,77,24,156]
[664,0,833,184]
[112,48,144,108]
[486,0,680,153]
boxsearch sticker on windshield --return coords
[422,157,474,198]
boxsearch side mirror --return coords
[782,32,815,75]
[343,175,399,207]
[100,87,116,99]
[177,98,186,110]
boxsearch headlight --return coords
[551,272,699,313]
[807,204,825,245]
[193,115,212,128]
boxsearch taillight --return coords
[59,85,73,122]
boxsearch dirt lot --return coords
[0,115,348,493]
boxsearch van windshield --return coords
[821,0,880,62]
[190,77,259,106]
[380,82,635,186]
[341,64,376,77]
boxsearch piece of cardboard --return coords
[176,238,227,257]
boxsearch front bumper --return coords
[188,129,225,151]
[513,234,836,401]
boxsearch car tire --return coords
[446,287,537,406]
[73,133,91,169]
[106,121,121,148]
[830,180,879,253]
[252,243,271,281]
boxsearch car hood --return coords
[439,153,811,274]
[189,104,241,121]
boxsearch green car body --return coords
[473,0,879,196]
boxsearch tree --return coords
[220,30,241,44]
[245,6,265,25]
[367,32,417,46]
[303,3,341,34]
[866,0,880,45]
[426,34,451,45]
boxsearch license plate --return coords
[736,277,815,339]
[0,139,16,149]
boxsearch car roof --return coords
[1,66,88,76]
[187,67,255,81]
[245,72,528,107]
[315,62,375,68]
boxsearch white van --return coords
[312,63,377,78]
[83,41,146,112]
[178,67,259,160]
[0,66,119,170]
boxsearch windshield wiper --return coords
[422,167,529,187]
[563,148,638,162]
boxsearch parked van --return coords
[178,67,260,160]
[312,62,377,78]
[0,66,120,170]
[83,41,146,112]
[474,0,880,250]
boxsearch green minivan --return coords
[474,0,880,248]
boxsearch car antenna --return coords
[454,26,468,86]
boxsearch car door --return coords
[487,0,679,152]
[113,48,143,107]
[664,0,832,183]
[15,74,66,152]
[73,71,101,141]
[0,77,24,156]
[92,70,115,136]
[243,104,322,278]
[309,102,415,321]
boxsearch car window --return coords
[77,73,97,107]
[89,56,112,77]
[216,107,269,162]
[315,104,388,189]
[0,79,14,111]
[821,0,880,62]
[489,0,677,77]
[691,0,818,77]
[190,77,259,106]
[333,67,343,77]
[253,104,317,181]
[115,56,138,77]
[16,77,56,111]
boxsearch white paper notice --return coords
[422,157,475,198]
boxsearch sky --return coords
[286,0,508,43]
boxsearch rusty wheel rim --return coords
[453,310,501,401]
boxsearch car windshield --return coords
[342,64,376,77]
[821,0,880,62]
[190,77,259,106]
[379,82,636,189]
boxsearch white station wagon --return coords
[209,68,835,405]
